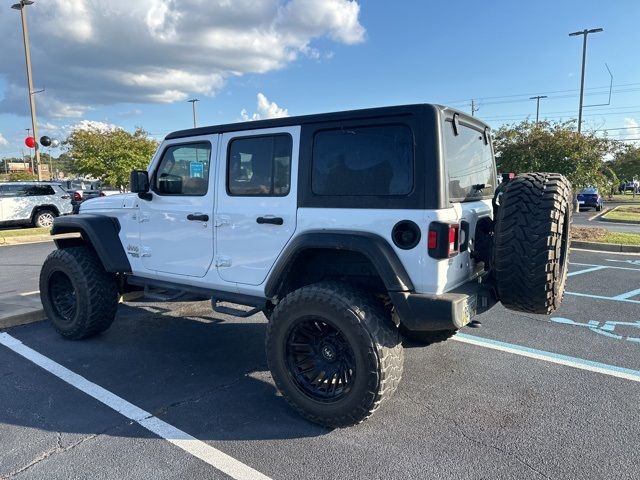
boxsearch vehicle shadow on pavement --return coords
[0,302,332,443]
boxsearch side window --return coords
[154,142,212,196]
[227,134,292,196]
[24,185,55,196]
[443,121,496,202]
[312,125,414,196]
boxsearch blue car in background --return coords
[576,187,604,211]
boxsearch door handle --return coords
[256,216,284,225]
[187,213,209,222]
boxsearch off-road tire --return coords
[493,173,572,314]
[399,325,457,346]
[266,282,404,428]
[40,246,119,339]
[34,209,56,228]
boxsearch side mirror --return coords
[130,170,152,200]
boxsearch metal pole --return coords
[25,127,34,173]
[529,95,547,125]
[569,28,603,134]
[577,31,587,134]
[17,3,42,180]
[188,99,199,128]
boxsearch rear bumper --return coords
[390,277,498,332]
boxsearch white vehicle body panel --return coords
[0,183,72,224]
[215,126,300,286]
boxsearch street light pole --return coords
[187,99,199,128]
[529,95,547,125]
[12,1,41,180]
[569,27,603,133]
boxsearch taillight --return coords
[428,230,438,249]
[448,224,459,255]
[428,222,460,259]
[73,191,82,201]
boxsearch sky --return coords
[1,0,639,158]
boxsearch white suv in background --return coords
[0,182,73,228]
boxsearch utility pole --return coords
[187,99,199,128]
[569,27,603,133]
[529,95,547,125]
[470,99,479,117]
[25,127,34,173]
[12,0,42,180]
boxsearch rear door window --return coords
[443,121,496,202]
[24,185,55,196]
[312,125,413,196]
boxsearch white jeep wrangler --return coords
[40,104,572,427]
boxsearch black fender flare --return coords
[51,214,131,273]
[264,231,414,298]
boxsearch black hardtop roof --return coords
[165,103,490,140]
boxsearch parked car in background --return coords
[69,185,122,213]
[619,180,639,194]
[577,187,604,211]
[0,182,73,228]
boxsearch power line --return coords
[444,81,640,106]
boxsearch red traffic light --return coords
[25,136,36,148]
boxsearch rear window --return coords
[312,125,414,196]
[443,121,496,202]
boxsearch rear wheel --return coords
[40,246,119,339]
[266,282,404,427]
[34,209,56,228]
[493,173,572,314]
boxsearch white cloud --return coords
[0,1,365,118]
[241,93,289,121]
[0,133,8,146]
[623,118,640,143]
[70,120,121,133]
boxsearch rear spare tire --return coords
[493,173,572,314]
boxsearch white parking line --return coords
[570,262,640,272]
[19,290,40,296]
[0,333,271,480]
[564,291,640,304]
[453,333,640,383]
[612,288,640,300]
[567,266,606,277]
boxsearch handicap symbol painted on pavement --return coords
[551,317,640,344]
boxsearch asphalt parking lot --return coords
[1,244,639,479]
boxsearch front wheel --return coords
[266,282,404,428]
[40,246,119,339]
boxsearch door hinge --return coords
[215,255,232,267]
[214,216,231,227]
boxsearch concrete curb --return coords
[587,208,610,221]
[571,240,640,253]
[0,309,46,330]
[598,205,640,225]
[0,232,79,247]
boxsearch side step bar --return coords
[124,275,267,318]
[211,291,266,318]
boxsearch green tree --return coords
[610,143,640,182]
[493,120,614,192]
[65,126,158,188]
